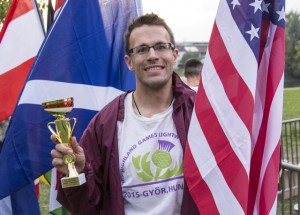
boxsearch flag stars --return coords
[231,0,241,10]
[276,6,285,22]
[262,1,270,13]
[246,24,260,41]
[249,0,262,13]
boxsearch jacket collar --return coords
[117,72,196,120]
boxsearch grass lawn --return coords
[39,183,50,215]
[283,87,300,120]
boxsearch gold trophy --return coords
[42,97,86,188]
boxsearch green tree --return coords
[178,51,201,69]
[285,11,300,78]
[295,40,300,74]
[0,0,11,26]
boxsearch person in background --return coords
[51,13,199,215]
[184,58,203,91]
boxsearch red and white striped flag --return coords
[0,0,44,121]
[54,0,64,17]
[184,0,285,214]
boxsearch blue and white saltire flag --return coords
[0,0,142,201]
[0,183,40,215]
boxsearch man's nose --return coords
[147,47,158,58]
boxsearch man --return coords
[51,13,198,214]
[183,58,202,91]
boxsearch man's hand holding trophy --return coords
[42,97,86,188]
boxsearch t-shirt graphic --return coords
[132,140,183,182]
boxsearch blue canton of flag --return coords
[0,0,142,201]
[228,0,285,59]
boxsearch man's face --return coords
[125,25,178,90]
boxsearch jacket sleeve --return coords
[57,113,104,214]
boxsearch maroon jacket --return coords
[57,73,199,215]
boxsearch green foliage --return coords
[296,41,300,73]
[38,0,47,14]
[178,51,201,69]
[0,0,11,26]
[283,87,300,120]
[285,11,300,78]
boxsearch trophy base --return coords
[61,173,86,188]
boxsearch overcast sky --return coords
[143,0,300,42]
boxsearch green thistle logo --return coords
[132,140,183,181]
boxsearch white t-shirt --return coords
[118,93,184,215]
[190,86,198,92]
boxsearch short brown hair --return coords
[124,13,175,53]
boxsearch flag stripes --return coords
[185,144,219,214]
[11,0,34,20]
[0,0,44,122]
[208,25,254,132]
[215,0,257,95]
[0,0,33,41]
[0,10,43,74]
[248,24,285,214]
[19,80,123,111]
[54,0,64,16]
[185,0,285,214]
[0,59,34,120]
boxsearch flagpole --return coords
[46,0,54,31]
[32,0,46,35]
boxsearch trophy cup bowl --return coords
[42,97,86,188]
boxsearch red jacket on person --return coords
[57,72,199,215]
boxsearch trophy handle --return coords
[69,118,77,136]
[47,122,58,136]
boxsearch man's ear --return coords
[125,55,133,70]
[172,48,179,66]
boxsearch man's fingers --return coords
[52,158,68,175]
[51,149,69,175]
[50,136,79,176]
[50,134,60,144]
[52,157,64,167]
[55,143,73,154]
[50,149,63,159]
[69,136,83,154]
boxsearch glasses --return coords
[128,43,175,56]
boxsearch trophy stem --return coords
[68,163,79,177]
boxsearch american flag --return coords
[184,0,285,214]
